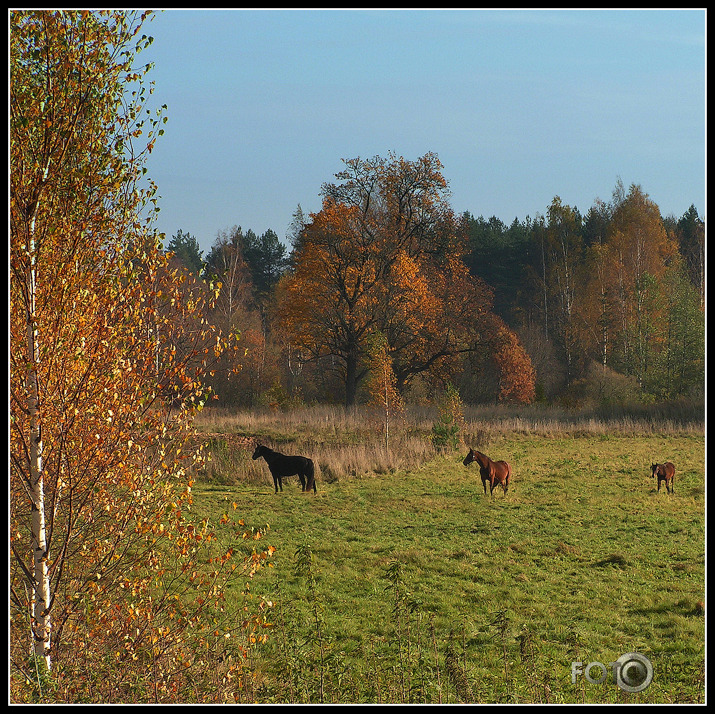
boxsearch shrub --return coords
[566,361,641,407]
[431,385,465,451]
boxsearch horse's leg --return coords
[299,473,306,491]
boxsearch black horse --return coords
[252,444,317,493]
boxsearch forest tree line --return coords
[166,155,705,410]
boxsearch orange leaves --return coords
[388,251,440,327]
[492,322,537,404]
[390,251,436,319]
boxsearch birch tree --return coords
[603,184,676,385]
[365,332,403,450]
[11,12,267,700]
[542,197,583,384]
[11,8,163,673]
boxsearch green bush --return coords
[431,385,465,450]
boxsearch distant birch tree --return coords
[365,332,403,450]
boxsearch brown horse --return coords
[650,462,675,494]
[463,448,512,496]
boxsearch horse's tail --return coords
[306,459,317,493]
[505,463,512,493]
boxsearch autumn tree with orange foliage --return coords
[491,320,537,404]
[10,11,272,702]
[277,153,535,407]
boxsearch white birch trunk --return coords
[27,204,52,671]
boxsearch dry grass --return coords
[315,436,434,483]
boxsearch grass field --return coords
[189,408,705,703]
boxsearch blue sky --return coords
[140,9,706,254]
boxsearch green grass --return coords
[190,430,705,703]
